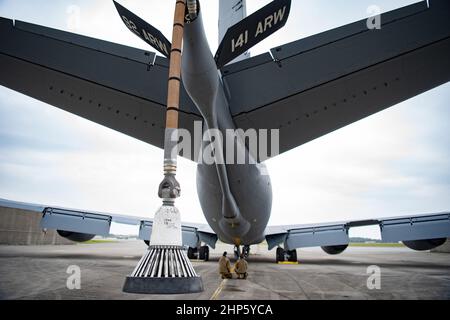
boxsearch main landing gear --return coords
[187,245,210,261]
[276,247,297,263]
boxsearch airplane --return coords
[0,0,449,264]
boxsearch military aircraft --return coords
[0,0,449,263]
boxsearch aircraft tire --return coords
[199,246,209,261]
[288,249,297,262]
[276,247,286,262]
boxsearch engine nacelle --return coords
[402,238,446,251]
[57,230,96,242]
[321,244,348,255]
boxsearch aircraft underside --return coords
[0,0,449,265]
[182,12,272,246]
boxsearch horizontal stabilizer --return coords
[113,0,171,57]
[215,0,291,69]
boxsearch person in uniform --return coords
[218,251,232,279]
[234,254,248,280]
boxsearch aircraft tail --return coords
[215,0,291,69]
[218,0,250,64]
[219,0,247,42]
[113,0,171,58]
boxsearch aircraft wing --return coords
[223,0,450,161]
[0,17,202,159]
[265,212,450,251]
[0,198,218,249]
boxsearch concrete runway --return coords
[0,240,449,300]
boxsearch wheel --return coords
[187,247,197,259]
[243,245,250,259]
[276,247,286,262]
[199,246,209,261]
[288,249,297,262]
[234,246,240,260]
[204,246,209,261]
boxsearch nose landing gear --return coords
[233,245,251,260]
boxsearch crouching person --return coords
[219,252,232,279]
[235,254,248,280]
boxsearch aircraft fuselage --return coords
[182,13,272,246]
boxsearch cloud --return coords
[267,83,450,226]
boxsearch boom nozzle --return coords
[187,0,198,21]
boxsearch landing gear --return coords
[187,246,209,261]
[199,246,209,261]
[242,245,250,259]
[187,247,197,259]
[276,247,284,262]
[234,245,250,260]
[288,249,297,262]
[233,245,241,260]
[276,247,297,263]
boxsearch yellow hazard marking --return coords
[277,261,300,265]
[210,279,227,300]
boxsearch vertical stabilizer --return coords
[219,0,250,64]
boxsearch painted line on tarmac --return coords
[210,279,227,300]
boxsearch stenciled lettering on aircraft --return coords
[231,5,287,53]
[121,15,169,57]
[121,15,139,35]
[142,29,169,56]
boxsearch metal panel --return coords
[0,198,45,213]
[40,207,111,236]
[381,213,450,242]
[270,1,428,61]
[223,0,450,160]
[14,20,156,65]
[221,52,273,76]
[198,231,218,249]
[216,0,291,69]
[265,233,287,250]
[285,225,349,250]
[182,226,199,248]
[138,220,153,241]
[138,220,200,248]
[0,17,201,159]
[226,1,446,115]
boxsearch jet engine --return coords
[402,238,446,251]
[321,244,349,255]
[57,230,96,242]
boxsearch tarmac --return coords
[0,240,449,300]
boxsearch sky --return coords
[0,0,449,239]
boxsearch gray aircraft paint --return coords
[218,0,250,65]
[183,12,271,246]
[1,0,450,252]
